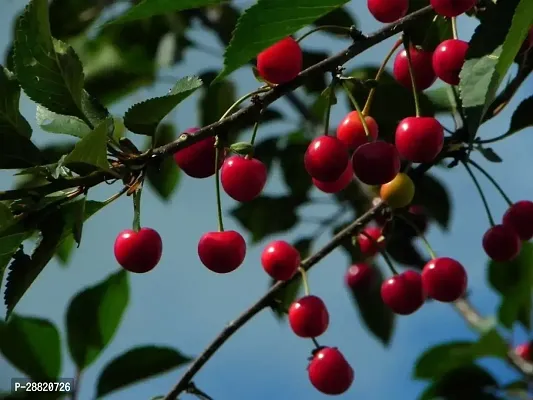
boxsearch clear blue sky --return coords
[1,1,533,399]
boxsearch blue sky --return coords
[1,1,533,399]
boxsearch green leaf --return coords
[477,147,503,163]
[230,195,304,243]
[109,0,224,25]
[146,124,181,201]
[405,0,452,51]
[0,233,29,288]
[199,71,236,127]
[36,105,91,138]
[488,242,533,329]
[63,119,112,172]
[124,76,202,136]
[55,235,75,266]
[425,86,456,113]
[215,0,349,82]
[0,131,43,169]
[0,203,14,229]
[279,132,312,200]
[0,67,32,138]
[459,0,533,140]
[66,269,130,370]
[96,345,192,397]
[508,96,533,134]
[412,174,452,230]
[13,0,87,122]
[253,137,278,174]
[0,315,61,380]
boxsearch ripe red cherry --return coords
[312,162,353,194]
[173,128,224,178]
[352,141,401,185]
[357,226,383,258]
[515,343,532,361]
[114,228,163,273]
[336,111,379,151]
[381,270,425,315]
[261,240,300,281]
[220,155,267,202]
[393,47,436,91]
[198,231,246,273]
[304,135,349,182]
[432,39,469,85]
[288,295,329,338]
[256,37,302,84]
[422,257,467,302]
[367,0,408,23]
[430,0,476,17]
[395,117,444,163]
[345,263,374,290]
[502,200,533,241]
[482,225,521,262]
[308,347,354,395]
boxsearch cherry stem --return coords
[467,159,514,207]
[323,77,337,135]
[342,81,371,138]
[360,230,399,276]
[214,137,225,232]
[397,214,437,259]
[402,35,421,117]
[103,185,128,206]
[462,161,496,227]
[297,25,352,43]
[250,121,260,146]
[219,88,270,121]
[362,39,402,116]
[311,337,321,349]
[451,17,458,40]
[476,131,516,145]
[299,267,311,296]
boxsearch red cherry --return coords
[422,257,467,302]
[336,111,379,151]
[198,230,246,273]
[352,141,401,185]
[345,263,374,290]
[367,0,408,23]
[430,0,476,17]
[432,39,469,85]
[515,343,532,361]
[261,240,300,281]
[173,128,224,179]
[312,162,353,194]
[221,155,267,202]
[304,135,349,182]
[308,347,354,395]
[502,200,533,241]
[357,226,383,258]
[288,295,329,338]
[482,225,521,262]
[393,47,436,91]
[114,228,163,273]
[395,117,444,163]
[256,37,302,84]
[381,270,425,315]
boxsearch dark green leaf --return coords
[96,345,192,397]
[199,71,235,127]
[0,67,32,138]
[311,85,338,121]
[0,203,14,229]
[63,119,112,172]
[253,137,278,174]
[412,174,452,230]
[66,269,129,370]
[36,105,91,138]
[477,147,503,163]
[230,196,304,243]
[0,233,30,288]
[301,50,329,93]
[508,96,533,134]
[313,7,356,35]
[13,0,87,121]
[279,132,312,200]
[405,1,452,51]
[386,231,427,269]
[55,235,75,266]
[0,315,61,380]
[49,0,106,40]
[425,86,455,113]
[0,130,43,169]
[488,242,533,329]
[215,0,349,82]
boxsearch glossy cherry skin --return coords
[336,111,379,151]
[380,173,415,209]
[381,270,426,315]
[395,117,444,163]
[345,263,374,290]
[357,226,383,258]
[173,128,224,178]
[114,228,163,273]
[198,231,246,274]
[482,225,521,262]
[367,0,408,23]
[430,0,476,17]
[304,135,349,182]
[256,37,303,84]
[393,47,436,91]
[308,347,354,395]
[312,162,353,194]
[422,257,467,302]
[515,343,532,361]
[261,240,300,281]
[502,200,533,241]
[220,156,267,202]
[352,141,401,185]
[288,295,329,338]
[432,39,469,85]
